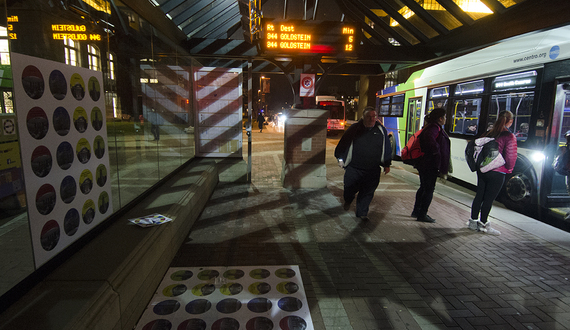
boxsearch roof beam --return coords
[370,0,430,43]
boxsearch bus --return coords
[377,24,570,215]
[316,96,346,133]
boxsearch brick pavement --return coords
[170,126,570,329]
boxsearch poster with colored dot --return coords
[135,266,314,330]
[12,53,112,268]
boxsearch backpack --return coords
[401,129,424,165]
[465,136,505,173]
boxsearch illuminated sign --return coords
[7,16,18,40]
[52,25,101,41]
[262,19,356,56]
[84,0,111,15]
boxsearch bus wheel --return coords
[503,172,533,210]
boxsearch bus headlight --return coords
[531,151,545,162]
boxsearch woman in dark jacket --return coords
[468,110,517,235]
[412,108,450,223]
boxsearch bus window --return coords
[489,92,534,141]
[379,94,404,116]
[452,98,481,135]
[427,86,449,112]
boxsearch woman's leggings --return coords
[471,171,506,223]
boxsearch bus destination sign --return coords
[261,19,356,56]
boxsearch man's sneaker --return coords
[477,221,501,235]
[411,210,418,217]
[417,214,436,223]
[359,216,370,221]
[343,201,351,211]
[467,219,478,231]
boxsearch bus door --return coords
[544,80,570,209]
[406,97,422,142]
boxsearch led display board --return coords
[261,19,356,56]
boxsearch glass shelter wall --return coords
[0,1,196,300]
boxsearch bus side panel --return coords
[449,137,477,185]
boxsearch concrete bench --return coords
[0,158,227,330]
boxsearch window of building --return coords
[88,44,101,71]
[108,52,115,80]
[64,37,80,67]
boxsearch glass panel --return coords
[452,98,482,135]
[455,80,484,96]
[380,98,390,116]
[417,0,463,30]
[456,0,493,20]
[429,86,450,98]
[497,0,525,8]
[489,92,535,140]
[1,0,197,299]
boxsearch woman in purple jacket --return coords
[468,110,517,235]
[412,108,450,223]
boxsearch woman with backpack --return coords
[411,108,450,223]
[468,110,517,235]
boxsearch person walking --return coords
[334,106,392,221]
[468,110,517,235]
[149,108,161,141]
[411,107,450,223]
[257,112,265,133]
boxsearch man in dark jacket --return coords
[334,107,392,221]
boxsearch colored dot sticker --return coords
[40,219,59,251]
[197,269,219,281]
[88,76,101,101]
[211,318,239,330]
[98,191,109,214]
[249,268,270,279]
[76,138,91,164]
[185,299,212,314]
[162,284,186,297]
[26,107,49,140]
[53,107,70,136]
[94,135,105,159]
[96,164,107,187]
[171,270,193,281]
[248,282,271,295]
[31,145,52,178]
[246,317,274,330]
[79,169,93,195]
[49,70,67,100]
[91,107,103,131]
[178,319,206,330]
[153,300,180,315]
[191,283,215,296]
[57,141,74,170]
[36,184,56,215]
[278,297,303,312]
[220,283,243,296]
[22,65,44,99]
[82,199,95,224]
[223,269,245,280]
[142,319,171,330]
[216,299,242,314]
[63,208,80,236]
[247,298,272,313]
[60,175,77,204]
[74,107,88,133]
[275,268,296,279]
[70,73,85,100]
[277,281,299,294]
[279,316,307,330]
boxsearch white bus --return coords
[316,95,346,133]
[377,24,570,215]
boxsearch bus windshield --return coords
[318,101,345,120]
